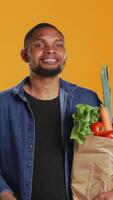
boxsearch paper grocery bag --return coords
[71,135,113,200]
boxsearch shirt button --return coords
[26,183,30,187]
[28,144,33,149]
[27,163,32,167]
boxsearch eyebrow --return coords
[33,37,64,42]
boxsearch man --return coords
[0,23,111,200]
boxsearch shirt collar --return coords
[12,76,77,99]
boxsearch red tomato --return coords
[103,130,113,139]
[90,121,105,136]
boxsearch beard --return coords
[31,65,64,77]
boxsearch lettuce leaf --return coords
[70,104,100,144]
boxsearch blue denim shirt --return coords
[0,77,101,200]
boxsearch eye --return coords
[34,41,45,48]
[56,42,64,48]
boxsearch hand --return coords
[0,191,17,200]
[93,190,113,200]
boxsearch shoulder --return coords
[60,79,97,95]
[0,87,15,106]
[0,87,14,98]
[0,77,28,104]
[60,79,101,107]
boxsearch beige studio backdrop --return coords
[0,0,113,102]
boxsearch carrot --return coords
[100,104,112,131]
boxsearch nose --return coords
[44,45,55,54]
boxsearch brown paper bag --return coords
[71,135,113,200]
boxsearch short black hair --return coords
[24,22,64,49]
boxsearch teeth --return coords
[43,59,57,62]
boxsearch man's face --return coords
[25,27,66,77]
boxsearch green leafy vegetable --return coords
[70,104,100,144]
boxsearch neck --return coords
[24,74,60,100]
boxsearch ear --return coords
[20,49,29,63]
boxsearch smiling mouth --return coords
[40,58,58,65]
